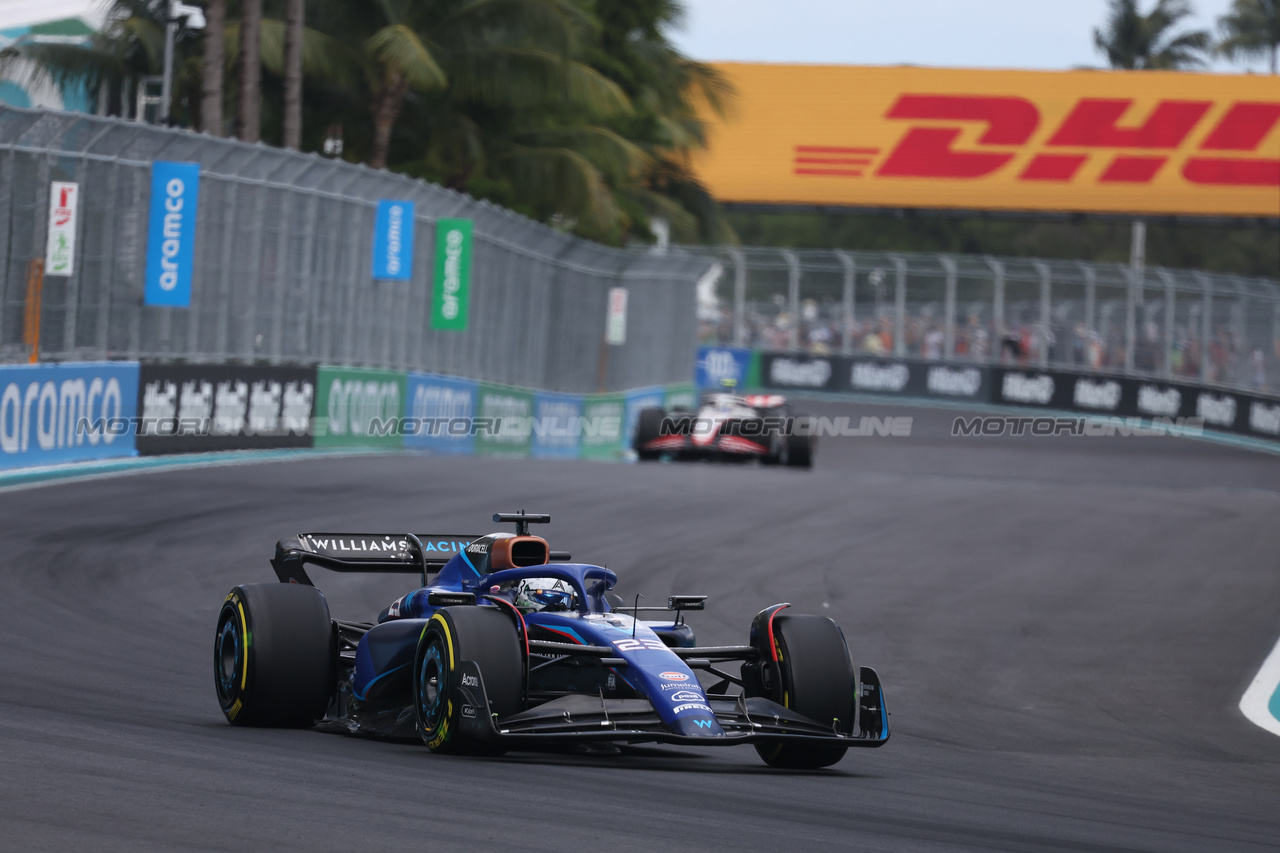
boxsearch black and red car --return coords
[633,392,815,467]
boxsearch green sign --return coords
[579,393,625,461]
[475,383,533,457]
[315,366,406,448]
[664,383,697,412]
[432,219,472,330]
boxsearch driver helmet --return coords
[514,577,576,612]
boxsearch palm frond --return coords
[445,48,628,115]
[433,0,586,56]
[254,18,360,84]
[366,24,447,91]
[515,125,649,180]
[495,143,620,232]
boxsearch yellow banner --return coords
[691,64,1280,218]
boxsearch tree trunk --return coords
[282,0,304,149]
[368,72,408,170]
[237,0,262,143]
[200,0,225,135]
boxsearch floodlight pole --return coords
[160,17,177,123]
[159,1,206,125]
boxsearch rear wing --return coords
[271,533,480,586]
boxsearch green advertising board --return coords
[664,383,697,412]
[744,350,762,390]
[579,393,625,460]
[475,383,533,457]
[315,366,406,448]
[432,219,472,330]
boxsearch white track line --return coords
[1240,634,1280,737]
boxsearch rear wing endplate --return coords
[271,533,480,586]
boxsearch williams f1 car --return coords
[214,512,887,768]
[633,392,816,467]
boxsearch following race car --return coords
[632,389,816,467]
[214,511,888,768]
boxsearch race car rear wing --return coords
[271,533,571,586]
[271,533,479,586]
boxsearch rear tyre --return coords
[415,606,523,756]
[634,407,666,460]
[750,614,854,768]
[784,426,815,469]
[214,583,335,727]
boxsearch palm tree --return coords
[1217,0,1280,73]
[200,0,225,135]
[393,0,733,243]
[282,0,304,148]
[237,0,262,142]
[1094,0,1211,69]
[307,0,628,171]
[575,0,736,242]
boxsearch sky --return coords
[668,0,1263,74]
[0,0,1264,73]
[0,1,108,32]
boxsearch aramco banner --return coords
[691,64,1280,218]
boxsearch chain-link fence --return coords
[680,245,1280,395]
[0,106,710,393]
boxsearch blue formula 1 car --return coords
[214,512,888,768]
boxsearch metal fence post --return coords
[729,247,746,346]
[892,254,906,357]
[242,179,270,361]
[0,149,14,354]
[1125,224,1145,374]
[782,250,800,351]
[1158,270,1176,379]
[1196,272,1212,382]
[941,255,957,361]
[59,152,92,357]
[213,179,238,361]
[1034,261,1050,367]
[835,250,855,355]
[1079,262,1096,335]
[986,257,1004,363]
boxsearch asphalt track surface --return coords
[3,401,1280,852]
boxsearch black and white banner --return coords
[756,351,1280,442]
[136,364,317,454]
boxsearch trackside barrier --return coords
[0,361,140,469]
[698,345,1280,443]
[0,361,699,474]
[0,106,709,395]
[130,362,697,459]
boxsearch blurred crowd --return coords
[698,300,1276,393]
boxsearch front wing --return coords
[448,659,890,748]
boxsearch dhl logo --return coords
[795,95,1280,188]
[691,64,1280,216]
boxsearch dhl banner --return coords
[691,64,1280,218]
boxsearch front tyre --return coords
[214,583,335,727]
[415,606,523,755]
[749,613,854,768]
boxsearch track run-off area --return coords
[2,400,1279,852]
